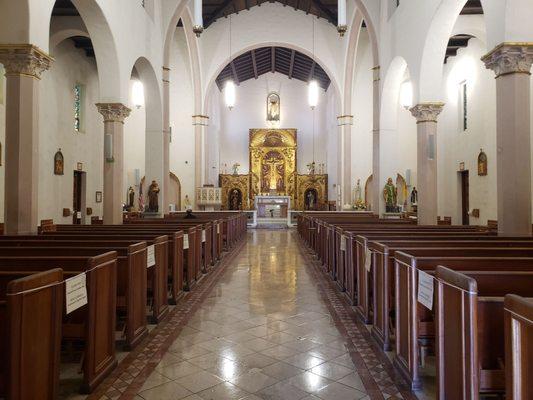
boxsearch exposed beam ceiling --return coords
[215,46,330,90]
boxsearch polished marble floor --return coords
[138,230,371,400]
[89,229,416,400]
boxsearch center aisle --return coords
[98,230,413,400]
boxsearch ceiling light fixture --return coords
[193,0,204,37]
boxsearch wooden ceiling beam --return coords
[204,0,235,28]
[308,61,316,81]
[271,47,276,73]
[251,49,259,79]
[288,50,296,79]
[312,0,336,24]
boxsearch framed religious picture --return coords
[54,149,64,175]
[95,191,102,203]
[477,149,487,176]
[266,92,280,122]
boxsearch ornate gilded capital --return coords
[482,43,533,77]
[0,44,53,79]
[410,102,445,123]
[96,103,131,123]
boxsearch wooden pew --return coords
[0,269,63,400]
[367,238,533,351]
[394,250,533,390]
[0,252,118,392]
[434,266,533,399]
[504,294,533,400]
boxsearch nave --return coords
[88,229,411,400]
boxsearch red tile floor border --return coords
[86,238,247,400]
[294,232,418,400]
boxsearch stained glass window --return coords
[460,82,468,132]
[74,84,84,132]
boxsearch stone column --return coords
[482,43,533,236]
[410,102,444,225]
[338,115,353,206]
[371,65,381,214]
[162,66,171,213]
[96,103,131,224]
[0,45,52,234]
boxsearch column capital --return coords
[96,103,131,123]
[482,43,533,77]
[337,115,354,126]
[409,102,445,123]
[0,44,53,79]
[192,115,209,126]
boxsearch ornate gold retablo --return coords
[249,129,297,205]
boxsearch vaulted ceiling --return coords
[215,46,331,91]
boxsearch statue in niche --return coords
[147,180,160,212]
[266,92,280,122]
[127,186,135,209]
[229,189,242,210]
[410,187,418,205]
[54,149,64,175]
[305,188,318,210]
[276,163,285,192]
[478,149,487,176]
[383,178,398,212]
[261,164,271,193]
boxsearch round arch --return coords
[203,41,343,114]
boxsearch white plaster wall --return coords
[350,29,373,191]
[169,28,196,205]
[38,40,104,223]
[215,74,330,176]
[437,37,497,225]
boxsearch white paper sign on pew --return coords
[183,234,189,249]
[202,230,206,242]
[340,235,346,251]
[65,273,88,314]
[217,224,220,234]
[417,270,434,310]
[364,247,372,272]
[147,245,155,268]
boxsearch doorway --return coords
[459,170,469,225]
[73,170,87,224]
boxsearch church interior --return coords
[0,0,532,399]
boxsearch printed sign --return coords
[217,225,220,234]
[340,235,346,251]
[147,245,155,268]
[65,273,88,314]
[183,234,189,250]
[76,211,82,219]
[417,270,434,310]
[364,247,372,272]
[202,230,206,242]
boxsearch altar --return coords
[255,195,290,218]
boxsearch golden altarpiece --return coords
[219,129,327,210]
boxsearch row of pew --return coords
[297,212,532,400]
[0,211,247,399]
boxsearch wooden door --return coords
[73,171,83,224]
[460,171,469,225]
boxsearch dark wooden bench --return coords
[394,250,533,390]
[0,251,118,392]
[0,269,63,399]
[434,266,533,399]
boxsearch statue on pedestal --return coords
[147,180,160,212]
[383,178,397,212]
[184,194,192,210]
[410,187,418,205]
[127,186,135,210]
[353,179,366,210]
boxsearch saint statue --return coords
[267,93,280,122]
[410,187,418,205]
[127,186,135,209]
[229,189,241,210]
[147,180,160,212]
[383,178,397,212]
[354,179,362,202]
[306,190,316,210]
[184,194,192,210]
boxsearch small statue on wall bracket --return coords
[478,149,487,176]
[54,149,64,175]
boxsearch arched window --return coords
[74,83,85,133]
